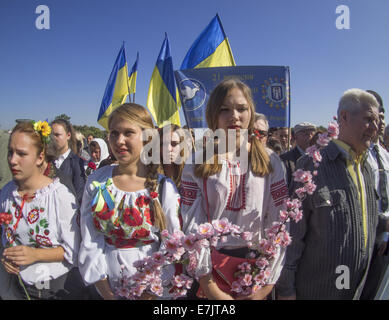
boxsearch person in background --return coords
[253,113,269,147]
[361,90,389,299]
[85,138,109,177]
[280,122,316,187]
[159,124,191,189]
[75,131,91,162]
[51,119,86,205]
[0,121,81,299]
[266,137,283,156]
[276,88,389,300]
[274,127,291,153]
[78,103,181,300]
[87,134,94,146]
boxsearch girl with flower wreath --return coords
[179,78,288,300]
[78,103,181,300]
[0,121,82,300]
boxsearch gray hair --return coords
[337,88,379,119]
[254,113,269,130]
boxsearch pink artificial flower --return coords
[150,282,163,296]
[295,187,306,199]
[242,231,253,241]
[238,262,252,272]
[255,257,269,269]
[327,121,339,138]
[231,281,243,293]
[161,229,170,238]
[210,236,219,247]
[197,223,214,238]
[292,210,303,223]
[240,274,253,287]
[151,252,166,266]
[212,218,231,234]
[220,236,228,243]
[279,209,289,222]
[183,234,197,251]
[293,169,312,184]
[304,182,317,195]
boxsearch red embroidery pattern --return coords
[270,180,289,207]
[180,180,199,206]
[226,162,247,212]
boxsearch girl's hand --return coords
[3,246,38,266]
[1,257,20,275]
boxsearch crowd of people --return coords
[0,78,388,300]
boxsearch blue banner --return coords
[174,66,290,129]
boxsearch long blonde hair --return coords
[195,78,272,178]
[108,103,167,231]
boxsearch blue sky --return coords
[0,0,388,130]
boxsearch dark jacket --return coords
[280,146,304,187]
[58,150,86,205]
[276,141,388,299]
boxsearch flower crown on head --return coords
[31,120,51,145]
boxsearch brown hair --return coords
[108,103,167,231]
[195,78,272,178]
[51,118,77,154]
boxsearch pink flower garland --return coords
[115,120,339,300]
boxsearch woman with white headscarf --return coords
[85,138,109,176]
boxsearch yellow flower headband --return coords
[32,120,51,145]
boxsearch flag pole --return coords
[123,41,131,104]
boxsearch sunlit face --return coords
[342,104,379,154]
[90,144,101,162]
[108,117,144,166]
[8,132,44,183]
[87,135,94,144]
[162,131,181,164]
[295,129,315,151]
[217,87,251,137]
[51,123,70,154]
[277,128,289,149]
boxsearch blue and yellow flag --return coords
[147,34,180,127]
[97,43,129,130]
[180,14,235,69]
[128,52,138,95]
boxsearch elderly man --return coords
[280,122,316,187]
[254,113,269,146]
[276,88,389,299]
[361,90,389,299]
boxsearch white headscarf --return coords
[91,138,109,167]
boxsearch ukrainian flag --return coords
[180,14,235,69]
[128,52,138,95]
[97,43,129,130]
[147,34,180,127]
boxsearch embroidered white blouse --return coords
[0,178,80,285]
[180,149,288,283]
[78,165,181,291]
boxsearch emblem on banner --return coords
[178,78,207,112]
[261,77,289,110]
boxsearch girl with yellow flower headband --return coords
[0,121,83,299]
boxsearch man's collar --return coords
[332,139,367,163]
